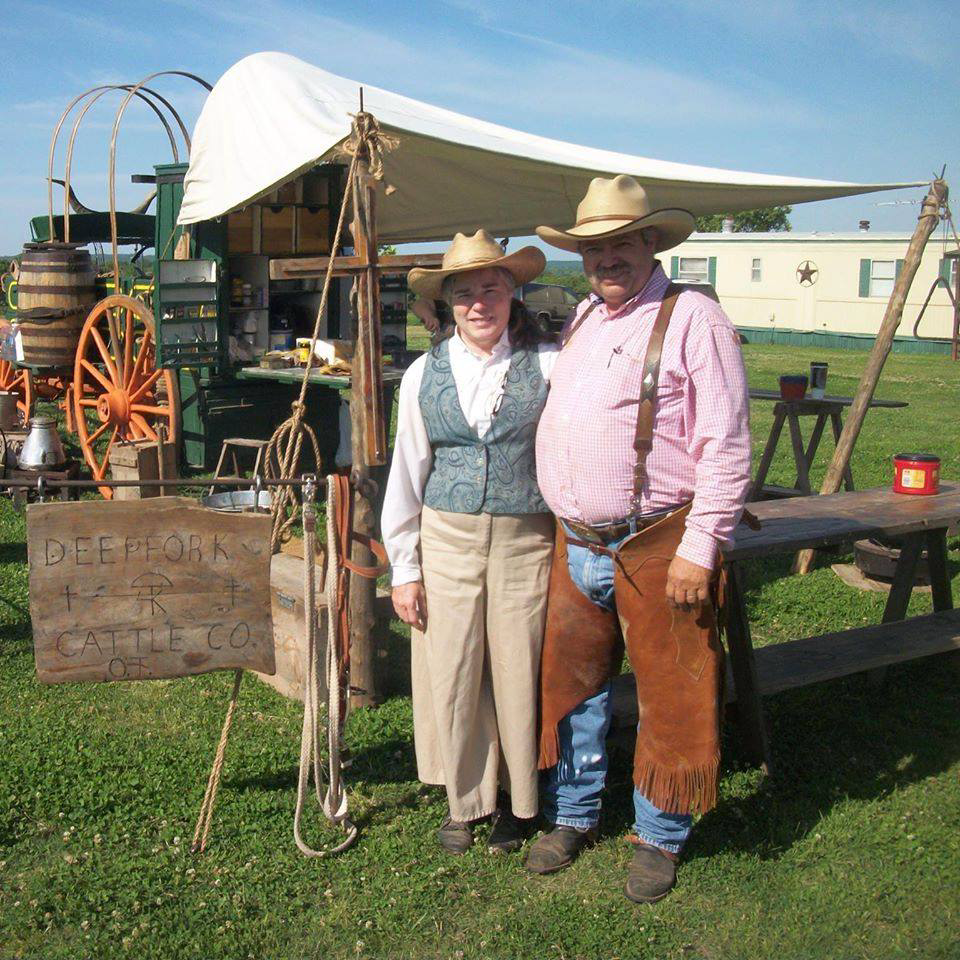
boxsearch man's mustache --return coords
[595,263,630,278]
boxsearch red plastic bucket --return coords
[893,453,940,495]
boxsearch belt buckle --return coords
[566,519,603,545]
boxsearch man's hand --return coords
[392,581,428,630]
[665,555,712,611]
[411,297,440,334]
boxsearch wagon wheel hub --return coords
[97,388,131,426]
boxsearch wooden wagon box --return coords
[255,550,391,702]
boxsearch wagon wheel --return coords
[73,294,179,498]
[0,359,34,424]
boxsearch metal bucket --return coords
[200,488,272,512]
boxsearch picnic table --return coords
[612,484,960,773]
[749,389,908,500]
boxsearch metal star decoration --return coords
[797,260,819,285]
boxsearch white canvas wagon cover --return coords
[178,51,924,241]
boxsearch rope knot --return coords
[337,110,398,183]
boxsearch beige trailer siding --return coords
[669,233,956,339]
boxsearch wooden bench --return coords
[610,607,960,731]
[611,484,959,771]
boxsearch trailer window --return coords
[869,260,895,298]
[678,257,709,283]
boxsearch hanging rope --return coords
[188,108,396,855]
[191,668,243,854]
[293,474,358,856]
[267,110,398,551]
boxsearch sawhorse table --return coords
[749,390,907,500]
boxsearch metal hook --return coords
[253,474,264,513]
[37,475,47,503]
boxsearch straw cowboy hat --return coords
[408,229,545,299]
[536,175,695,253]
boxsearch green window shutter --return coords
[670,256,679,279]
[858,258,871,297]
[940,257,952,282]
[895,259,904,280]
[708,256,717,287]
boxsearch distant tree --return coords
[695,206,792,233]
[538,269,592,298]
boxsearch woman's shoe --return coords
[437,815,473,855]
[487,809,534,854]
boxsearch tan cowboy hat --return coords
[408,229,546,299]
[536,175,695,253]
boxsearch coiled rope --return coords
[293,474,358,856]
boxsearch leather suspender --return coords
[560,299,600,348]
[631,283,682,510]
[560,283,686,512]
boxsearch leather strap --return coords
[329,474,390,671]
[560,299,600,349]
[631,283,683,508]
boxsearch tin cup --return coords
[809,361,828,399]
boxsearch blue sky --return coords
[2,0,957,255]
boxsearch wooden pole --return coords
[795,179,947,574]
[346,154,382,708]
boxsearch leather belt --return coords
[561,506,682,546]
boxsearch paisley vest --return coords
[419,338,549,514]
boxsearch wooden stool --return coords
[208,438,268,495]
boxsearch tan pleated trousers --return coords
[411,506,554,821]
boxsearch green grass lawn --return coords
[1,342,959,960]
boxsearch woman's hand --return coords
[392,581,428,630]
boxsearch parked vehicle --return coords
[520,282,580,331]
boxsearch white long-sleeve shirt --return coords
[381,329,559,586]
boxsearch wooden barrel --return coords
[15,242,96,368]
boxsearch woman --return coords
[381,229,558,855]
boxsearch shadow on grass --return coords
[231,732,419,796]
[0,541,27,565]
[601,655,960,862]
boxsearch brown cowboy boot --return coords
[624,842,678,903]
[524,825,598,874]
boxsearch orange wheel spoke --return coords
[79,359,114,393]
[78,397,99,407]
[92,426,118,480]
[122,307,135,385]
[129,369,162,404]
[125,336,148,389]
[89,327,121,385]
[87,419,111,446]
[130,402,170,417]
[130,413,158,442]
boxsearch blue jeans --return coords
[541,525,693,854]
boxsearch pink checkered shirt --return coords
[535,263,751,570]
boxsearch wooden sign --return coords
[27,497,275,684]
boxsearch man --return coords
[527,175,751,902]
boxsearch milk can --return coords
[18,415,66,469]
